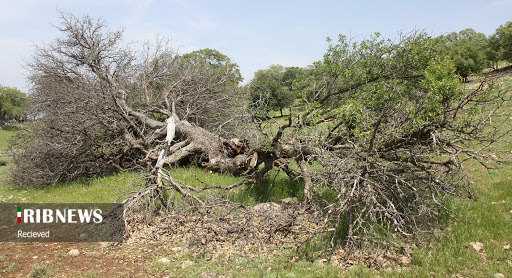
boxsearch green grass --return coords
[29,262,53,278]
[384,162,512,277]
[0,171,140,203]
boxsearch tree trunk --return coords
[297,158,313,203]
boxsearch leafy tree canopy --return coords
[249,65,296,116]
[441,29,488,81]
[0,85,28,125]
[181,48,243,85]
[494,21,512,63]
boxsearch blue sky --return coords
[1,0,511,92]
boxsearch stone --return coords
[470,242,486,260]
[504,244,510,250]
[470,242,484,253]
[67,249,80,257]
[253,202,282,211]
[280,197,299,205]
[181,260,194,268]
[157,258,171,264]
[400,256,412,266]
[493,273,505,278]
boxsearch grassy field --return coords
[0,73,511,277]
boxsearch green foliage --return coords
[442,29,488,80]
[417,58,461,122]
[493,21,512,63]
[249,64,297,116]
[486,33,501,69]
[308,31,453,137]
[0,85,28,125]
[181,48,243,85]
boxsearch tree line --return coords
[248,22,512,115]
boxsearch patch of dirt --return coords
[0,242,160,277]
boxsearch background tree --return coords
[0,85,28,126]
[441,29,488,81]
[280,66,303,91]
[486,33,501,70]
[181,48,242,84]
[249,65,295,116]
[493,21,512,63]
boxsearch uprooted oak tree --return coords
[13,14,510,249]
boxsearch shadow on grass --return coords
[245,170,304,203]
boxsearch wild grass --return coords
[29,262,53,278]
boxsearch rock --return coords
[99,242,112,248]
[400,256,412,266]
[280,197,299,205]
[253,202,282,212]
[493,273,505,278]
[171,247,182,253]
[181,260,194,268]
[504,244,510,250]
[470,242,484,253]
[67,249,80,257]
[470,242,486,260]
[157,258,171,264]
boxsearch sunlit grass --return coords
[0,170,140,203]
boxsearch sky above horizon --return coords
[1,0,511,93]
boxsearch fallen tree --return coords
[14,14,511,250]
[13,13,254,187]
